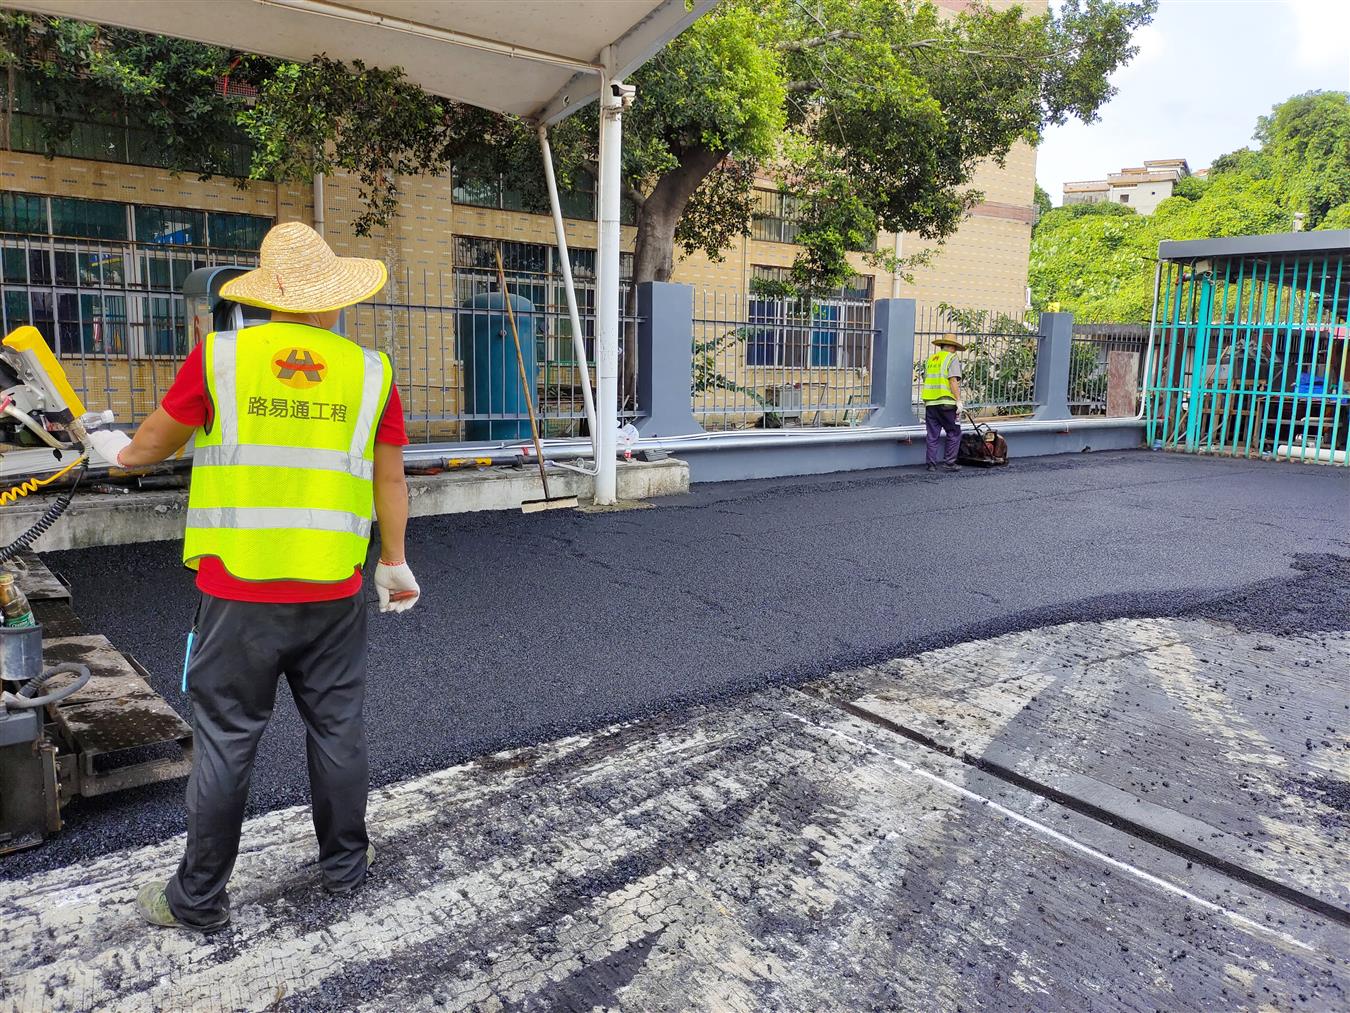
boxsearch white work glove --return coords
[375,560,420,613]
[87,430,132,467]
[956,401,966,418]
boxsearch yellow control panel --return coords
[2,326,87,421]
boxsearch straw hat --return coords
[933,333,966,351]
[220,222,387,313]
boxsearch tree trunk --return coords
[623,145,725,407]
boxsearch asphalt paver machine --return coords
[0,324,193,854]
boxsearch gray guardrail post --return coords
[635,281,701,437]
[1032,311,1074,422]
[867,298,918,429]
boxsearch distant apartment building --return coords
[1062,158,1191,215]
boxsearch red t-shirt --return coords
[162,340,408,603]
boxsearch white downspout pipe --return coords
[537,123,599,472]
[890,230,903,299]
[313,173,326,237]
[594,64,625,505]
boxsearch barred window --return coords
[452,166,638,225]
[751,189,801,244]
[4,74,253,176]
[0,195,270,358]
[747,266,873,369]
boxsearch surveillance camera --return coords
[611,82,636,109]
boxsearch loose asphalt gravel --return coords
[12,448,1350,876]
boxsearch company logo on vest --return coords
[272,348,328,390]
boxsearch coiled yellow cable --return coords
[0,454,89,506]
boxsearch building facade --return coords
[1062,158,1191,215]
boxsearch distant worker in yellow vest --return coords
[88,222,420,932]
[921,333,966,472]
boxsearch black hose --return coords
[0,461,86,566]
[4,662,91,708]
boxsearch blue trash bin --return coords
[457,292,537,441]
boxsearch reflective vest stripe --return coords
[186,506,371,538]
[193,444,374,480]
[213,331,240,443]
[921,351,955,403]
[349,348,386,456]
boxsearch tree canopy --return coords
[1030,90,1350,323]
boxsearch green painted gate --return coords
[1144,234,1349,466]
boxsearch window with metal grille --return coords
[751,189,801,244]
[747,266,873,369]
[451,166,637,225]
[751,187,875,252]
[1,194,270,357]
[3,74,254,177]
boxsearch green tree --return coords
[578,0,1155,295]
[1315,202,1350,230]
[1256,90,1350,228]
[0,12,261,177]
[1033,183,1053,229]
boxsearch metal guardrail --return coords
[1145,250,1348,465]
[1069,324,1148,417]
[344,266,639,444]
[914,305,1039,416]
[0,235,638,440]
[691,288,877,431]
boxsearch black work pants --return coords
[166,593,369,928]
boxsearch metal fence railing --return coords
[1145,250,1348,465]
[345,266,639,444]
[692,288,877,431]
[914,304,1039,416]
[1069,323,1149,417]
[0,233,637,442]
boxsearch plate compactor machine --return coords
[0,325,192,854]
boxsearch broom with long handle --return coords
[496,250,578,512]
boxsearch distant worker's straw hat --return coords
[933,333,966,351]
[220,222,387,314]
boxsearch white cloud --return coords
[1285,0,1350,75]
[1116,23,1167,80]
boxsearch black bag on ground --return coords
[958,411,1008,466]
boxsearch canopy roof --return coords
[10,0,713,123]
[1158,231,1350,263]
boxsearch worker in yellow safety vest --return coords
[921,333,966,472]
[88,222,420,932]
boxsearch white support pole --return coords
[537,123,598,463]
[594,66,625,505]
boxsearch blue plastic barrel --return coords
[457,292,537,441]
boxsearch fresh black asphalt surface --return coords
[11,449,1350,875]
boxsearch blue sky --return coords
[1037,0,1350,204]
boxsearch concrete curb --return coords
[0,459,689,552]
